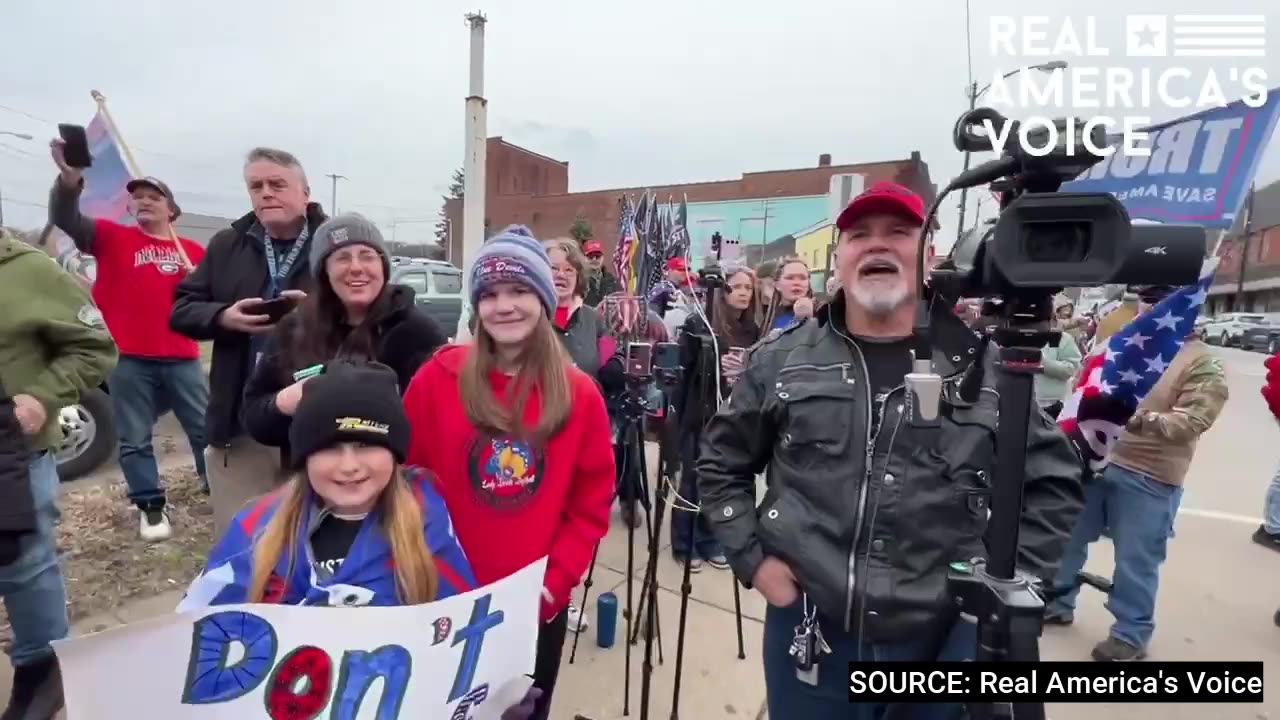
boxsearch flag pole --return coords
[90,90,194,272]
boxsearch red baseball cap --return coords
[666,257,688,272]
[583,241,603,255]
[835,181,925,231]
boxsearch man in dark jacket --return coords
[582,240,620,307]
[0,226,117,719]
[697,183,1084,719]
[169,147,327,533]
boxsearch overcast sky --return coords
[1,0,1276,248]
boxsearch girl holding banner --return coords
[402,224,616,720]
[180,361,541,719]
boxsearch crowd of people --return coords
[0,133,1257,720]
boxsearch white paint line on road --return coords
[1178,507,1263,526]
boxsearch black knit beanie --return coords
[288,361,409,469]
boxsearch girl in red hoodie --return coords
[403,225,615,720]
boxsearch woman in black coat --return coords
[240,215,447,463]
[670,267,761,571]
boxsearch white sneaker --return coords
[140,508,172,542]
[567,603,590,633]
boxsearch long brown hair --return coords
[459,313,573,443]
[761,256,812,330]
[712,268,760,343]
[281,264,393,377]
[248,468,438,604]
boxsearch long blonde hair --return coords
[248,468,438,604]
[459,312,573,443]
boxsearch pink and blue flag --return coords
[79,111,133,223]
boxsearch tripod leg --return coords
[670,506,698,719]
[732,576,746,660]
[568,543,599,665]
[624,490,636,716]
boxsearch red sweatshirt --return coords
[403,343,615,621]
[91,219,205,359]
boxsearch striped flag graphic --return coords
[1172,14,1266,57]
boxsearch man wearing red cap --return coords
[698,182,1083,718]
[581,240,619,307]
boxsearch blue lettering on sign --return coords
[329,645,413,720]
[182,611,279,704]
[450,684,491,720]
[448,594,505,702]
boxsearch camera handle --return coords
[885,318,1053,720]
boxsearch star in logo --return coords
[1145,354,1170,375]
[1125,332,1151,350]
[1153,311,1181,332]
[1125,15,1168,57]
[1118,369,1143,385]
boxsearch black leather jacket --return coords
[696,291,1084,644]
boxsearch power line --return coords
[0,103,53,125]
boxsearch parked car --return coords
[1239,324,1280,353]
[1200,313,1268,347]
[389,259,464,337]
[55,386,117,481]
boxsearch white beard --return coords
[849,279,911,317]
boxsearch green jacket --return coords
[0,231,117,452]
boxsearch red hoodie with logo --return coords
[403,343,615,621]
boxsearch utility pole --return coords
[325,173,346,214]
[1235,183,1256,311]
[457,10,489,340]
[0,186,5,227]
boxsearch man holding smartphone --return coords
[170,147,326,533]
[48,140,209,542]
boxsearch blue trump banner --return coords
[1063,89,1280,228]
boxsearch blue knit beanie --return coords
[469,225,557,317]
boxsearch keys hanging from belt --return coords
[789,594,832,686]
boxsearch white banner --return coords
[53,558,545,720]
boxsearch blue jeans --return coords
[1264,463,1280,535]
[670,432,721,560]
[763,598,975,720]
[110,356,209,510]
[1050,464,1181,650]
[0,453,69,666]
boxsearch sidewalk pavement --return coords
[7,480,1278,718]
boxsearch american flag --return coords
[613,195,637,293]
[1058,259,1218,470]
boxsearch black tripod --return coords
[566,377,665,717]
[885,294,1059,720]
[666,307,747,720]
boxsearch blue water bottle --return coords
[597,592,618,648]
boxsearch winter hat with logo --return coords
[288,361,409,469]
[469,224,557,316]
[309,213,391,277]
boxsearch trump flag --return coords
[1057,259,1218,470]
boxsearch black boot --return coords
[1,655,65,720]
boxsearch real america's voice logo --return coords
[981,13,1268,159]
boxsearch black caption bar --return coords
[847,662,1264,703]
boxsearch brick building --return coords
[444,137,936,270]
[1207,179,1280,315]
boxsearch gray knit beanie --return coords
[309,213,390,277]
[469,225,556,316]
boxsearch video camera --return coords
[624,341,681,386]
[928,107,1206,299]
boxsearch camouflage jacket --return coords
[1111,339,1228,485]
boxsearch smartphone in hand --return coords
[245,297,297,323]
[57,124,93,168]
